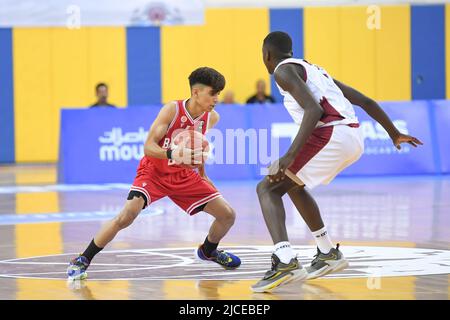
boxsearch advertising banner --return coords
[59,101,441,183]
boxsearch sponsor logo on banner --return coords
[98,127,146,161]
[360,120,411,155]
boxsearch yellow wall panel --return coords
[50,28,90,161]
[304,7,341,79]
[161,24,203,101]
[375,6,411,101]
[446,4,450,99]
[232,9,270,103]
[87,27,127,107]
[161,11,228,102]
[305,6,410,101]
[51,28,90,109]
[13,27,128,162]
[161,8,269,104]
[339,7,376,98]
[200,10,240,101]
[13,29,53,162]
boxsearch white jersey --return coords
[274,58,358,127]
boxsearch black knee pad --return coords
[127,190,147,209]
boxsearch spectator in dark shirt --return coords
[90,83,116,108]
[246,79,275,104]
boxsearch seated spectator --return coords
[246,79,275,104]
[90,83,116,108]
[221,90,236,104]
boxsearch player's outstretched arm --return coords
[334,79,423,149]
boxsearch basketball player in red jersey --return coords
[67,67,241,280]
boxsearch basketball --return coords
[171,129,210,166]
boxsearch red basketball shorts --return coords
[129,166,221,215]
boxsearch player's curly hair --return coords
[188,67,225,94]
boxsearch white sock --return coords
[274,241,295,264]
[311,226,333,254]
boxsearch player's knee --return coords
[218,206,235,226]
[257,178,290,197]
[225,207,236,226]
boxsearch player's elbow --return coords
[143,144,154,157]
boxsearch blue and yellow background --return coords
[0,4,449,163]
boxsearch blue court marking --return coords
[0,208,164,225]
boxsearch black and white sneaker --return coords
[306,244,349,280]
[251,254,307,293]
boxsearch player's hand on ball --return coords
[171,146,204,166]
[171,130,210,168]
[191,148,208,166]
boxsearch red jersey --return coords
[139,99,210,174]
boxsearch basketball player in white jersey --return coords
[252,31,423,292]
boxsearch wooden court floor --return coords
[0,164,449,300]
